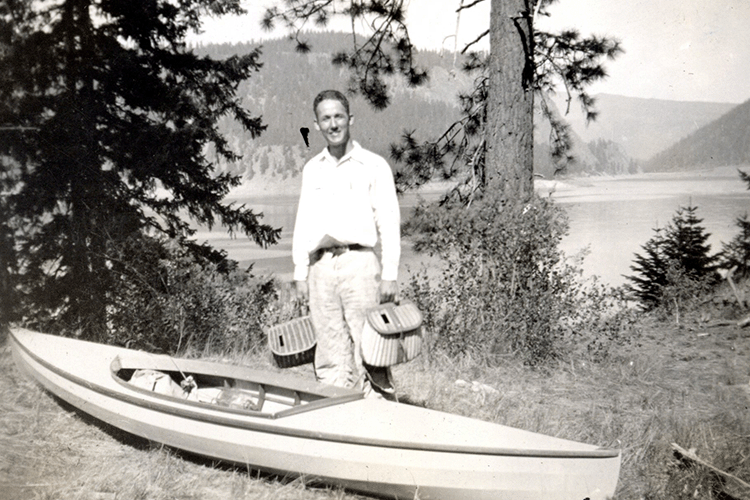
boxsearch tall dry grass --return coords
[2,316,749,500]
[394,318,750,500]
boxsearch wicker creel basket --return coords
[266,316,316,368]
[361,301,423,367]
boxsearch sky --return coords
[190,0,750,104]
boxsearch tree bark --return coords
[486,0,535,203]
[63,0,109,336]
[0,216,12,325]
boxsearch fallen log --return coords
[671,442,750,498]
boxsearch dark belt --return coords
[311,244,370,264]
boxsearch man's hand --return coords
[379,280,398,304]
[295,280,309,303]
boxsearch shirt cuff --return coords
[381,265,398,282]
[293,265,309,282]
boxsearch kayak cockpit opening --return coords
[122,368,268,412]
[110,356,363,418]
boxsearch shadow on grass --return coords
[48,391,373,499]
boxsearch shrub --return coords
[402,190,637,365]
[103,235,280,357]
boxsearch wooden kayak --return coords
[9,327,620,499]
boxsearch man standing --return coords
[293,90,400,397]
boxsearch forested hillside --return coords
[644,99,750,171]
[196,33,466,194]
[195,33,636,194]
[553,94,738,162]
[534,98,638,177]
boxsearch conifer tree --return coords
[662,205,717,277]
[720,213,750,276]
[626,205,719,311]
[0,0,279,337]
[0,161,17,327]
[625,228,670,310]
[720,170,750,276]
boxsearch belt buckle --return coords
[329,245,348,256]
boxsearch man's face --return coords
[314,99,353,148]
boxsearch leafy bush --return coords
[102,235,280,357]
[625,205,720,317]
[402,190,637,365]
[14,230,301,358]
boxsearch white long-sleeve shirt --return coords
[292,141,401,282]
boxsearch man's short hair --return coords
[313,90,350,117]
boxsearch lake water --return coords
[197,166,750,287]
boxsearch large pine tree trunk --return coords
[62,0,109,337]
[486,0,535,202]
[0,217,13,325]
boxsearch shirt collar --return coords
[319,140,363,165]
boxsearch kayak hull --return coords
[10,327,620,500]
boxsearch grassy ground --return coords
[1,318,749,500]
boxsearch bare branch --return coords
[457,0,486,12]
[460,29,489,54]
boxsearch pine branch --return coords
[460,29,489,54]
[457,0,487,12]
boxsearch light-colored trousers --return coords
[308,249,380,389]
